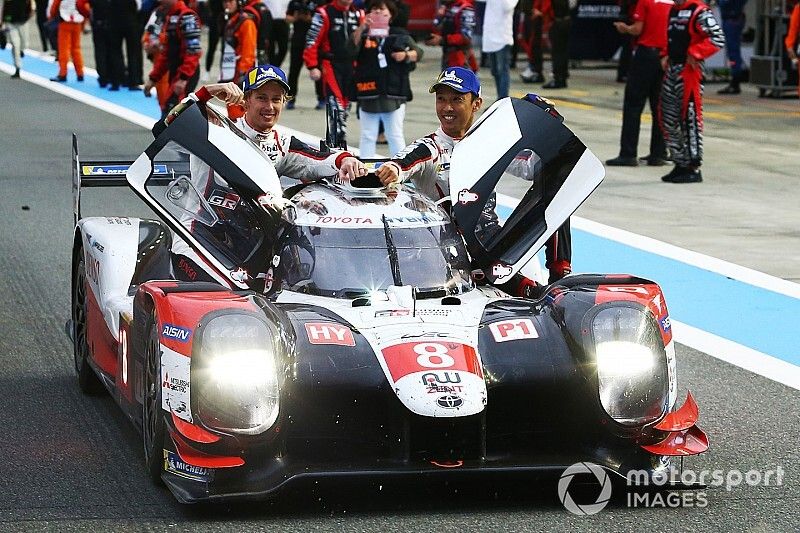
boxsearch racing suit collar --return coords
[240,115,274,141]
[435,126,461,146]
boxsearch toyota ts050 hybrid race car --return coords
[68,95,708,503]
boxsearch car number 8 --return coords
[414,342,455,368]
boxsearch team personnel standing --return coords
[784,0,799,97]
[542,0,571,89]
[303,0,364,145]
[1,0,32,79]
[245,0,271,64]
[142,2,171,110]
[265,0,290,66]
[482,0,516,99]
[518,0,545,83]
[607,0,672,167]
[286,0,323,109]
[143,0,202,117]
[426,0,476,71]
[659,0,724,183]
[716,0,747,94]
[49,0,89,82]
[375,67,573,286]
[219,0,257,83]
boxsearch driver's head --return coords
[429,67,483,139]
[241,65,291,133]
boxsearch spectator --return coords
[143,0,202,118]
[245,0,271,64]
[786,1,799,97]
[482,0,516,99]
[114,0,144,89]
[717,0,748,94]
[659,0,724,183]
[518,0,545,83]
[201,0,223,81]
[304,0,364,146]
[49,0,89,81]
[426,0,477,71]
[265,0,290,66]
[1,0,32,79]
[542,0,571,89]
[142,1,171,110]
[285,0,324,109]
[34,0,49,52]
[350,0,421,157]
[219,0,257,83]
[606,0,671,167]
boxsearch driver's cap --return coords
[242,65,291,93]
[429,67,481,97]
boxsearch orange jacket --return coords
[786,4,800,55]
[223,10,257,82]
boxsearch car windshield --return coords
[278,223,474,299]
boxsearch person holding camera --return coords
[349,0,421,157]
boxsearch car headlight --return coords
[191,313,280,435]
[591,305,668,427]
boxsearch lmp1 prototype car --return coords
[69,96,708,503]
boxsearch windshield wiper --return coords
[382,215,403,286]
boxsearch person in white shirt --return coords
[481,0,517,99]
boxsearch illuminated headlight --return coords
[592,306,668,426]
[191,314,280,434]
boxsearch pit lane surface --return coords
[0,77,797,532]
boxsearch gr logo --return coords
[558,462,613,515]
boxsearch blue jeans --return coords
[358,105,406,157]
[722,18,744,77]
[489,45,512,99]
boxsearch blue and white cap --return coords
[429,67,481,97]
[242,65,291,93]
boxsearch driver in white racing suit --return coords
[375,67,572,294]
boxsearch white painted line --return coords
[7,54,797,391]
[497,193,800,300]
[673,320,800,391]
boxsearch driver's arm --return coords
[274,135,357,180]
[376,137,440,191]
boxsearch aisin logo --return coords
[557,462,613,515]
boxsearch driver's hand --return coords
[204,82,244,105]
[376,162,400,186]
[338,156,368,181]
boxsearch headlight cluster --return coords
[591,306,668,426]
[191,313,280,435]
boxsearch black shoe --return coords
[11,69,20,79]
[77,75,84,82]
[717,84,740,95]
[667,169,703,183]
[20,50,24,58]
[639,155,669,166]
[286,100,295,110]
[542,79,567,89]
[661,166,685,182]
[127,85,140,91]
[109,84,120,91]
[50,75,67,82]
[606,156,639,167]
[98,79,107,88]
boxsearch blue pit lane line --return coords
[6,48,798,370]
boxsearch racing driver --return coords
[192,64,368,181]
[374,67,573,294]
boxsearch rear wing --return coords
[71,133,172,226]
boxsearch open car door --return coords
[449,96,604,284]
[125,102,284,290]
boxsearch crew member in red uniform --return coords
[426,0,476,71]
[303,0,363,146]
[219,0,257,83]
[659,0,724,183]
[374,67,573,288]
[785,1,800,97]
[607,0,672,167]
[143,0,203,118]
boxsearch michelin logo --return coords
[164,450,212,481]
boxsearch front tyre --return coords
[72,252,104,395]
[142,311,166,485]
